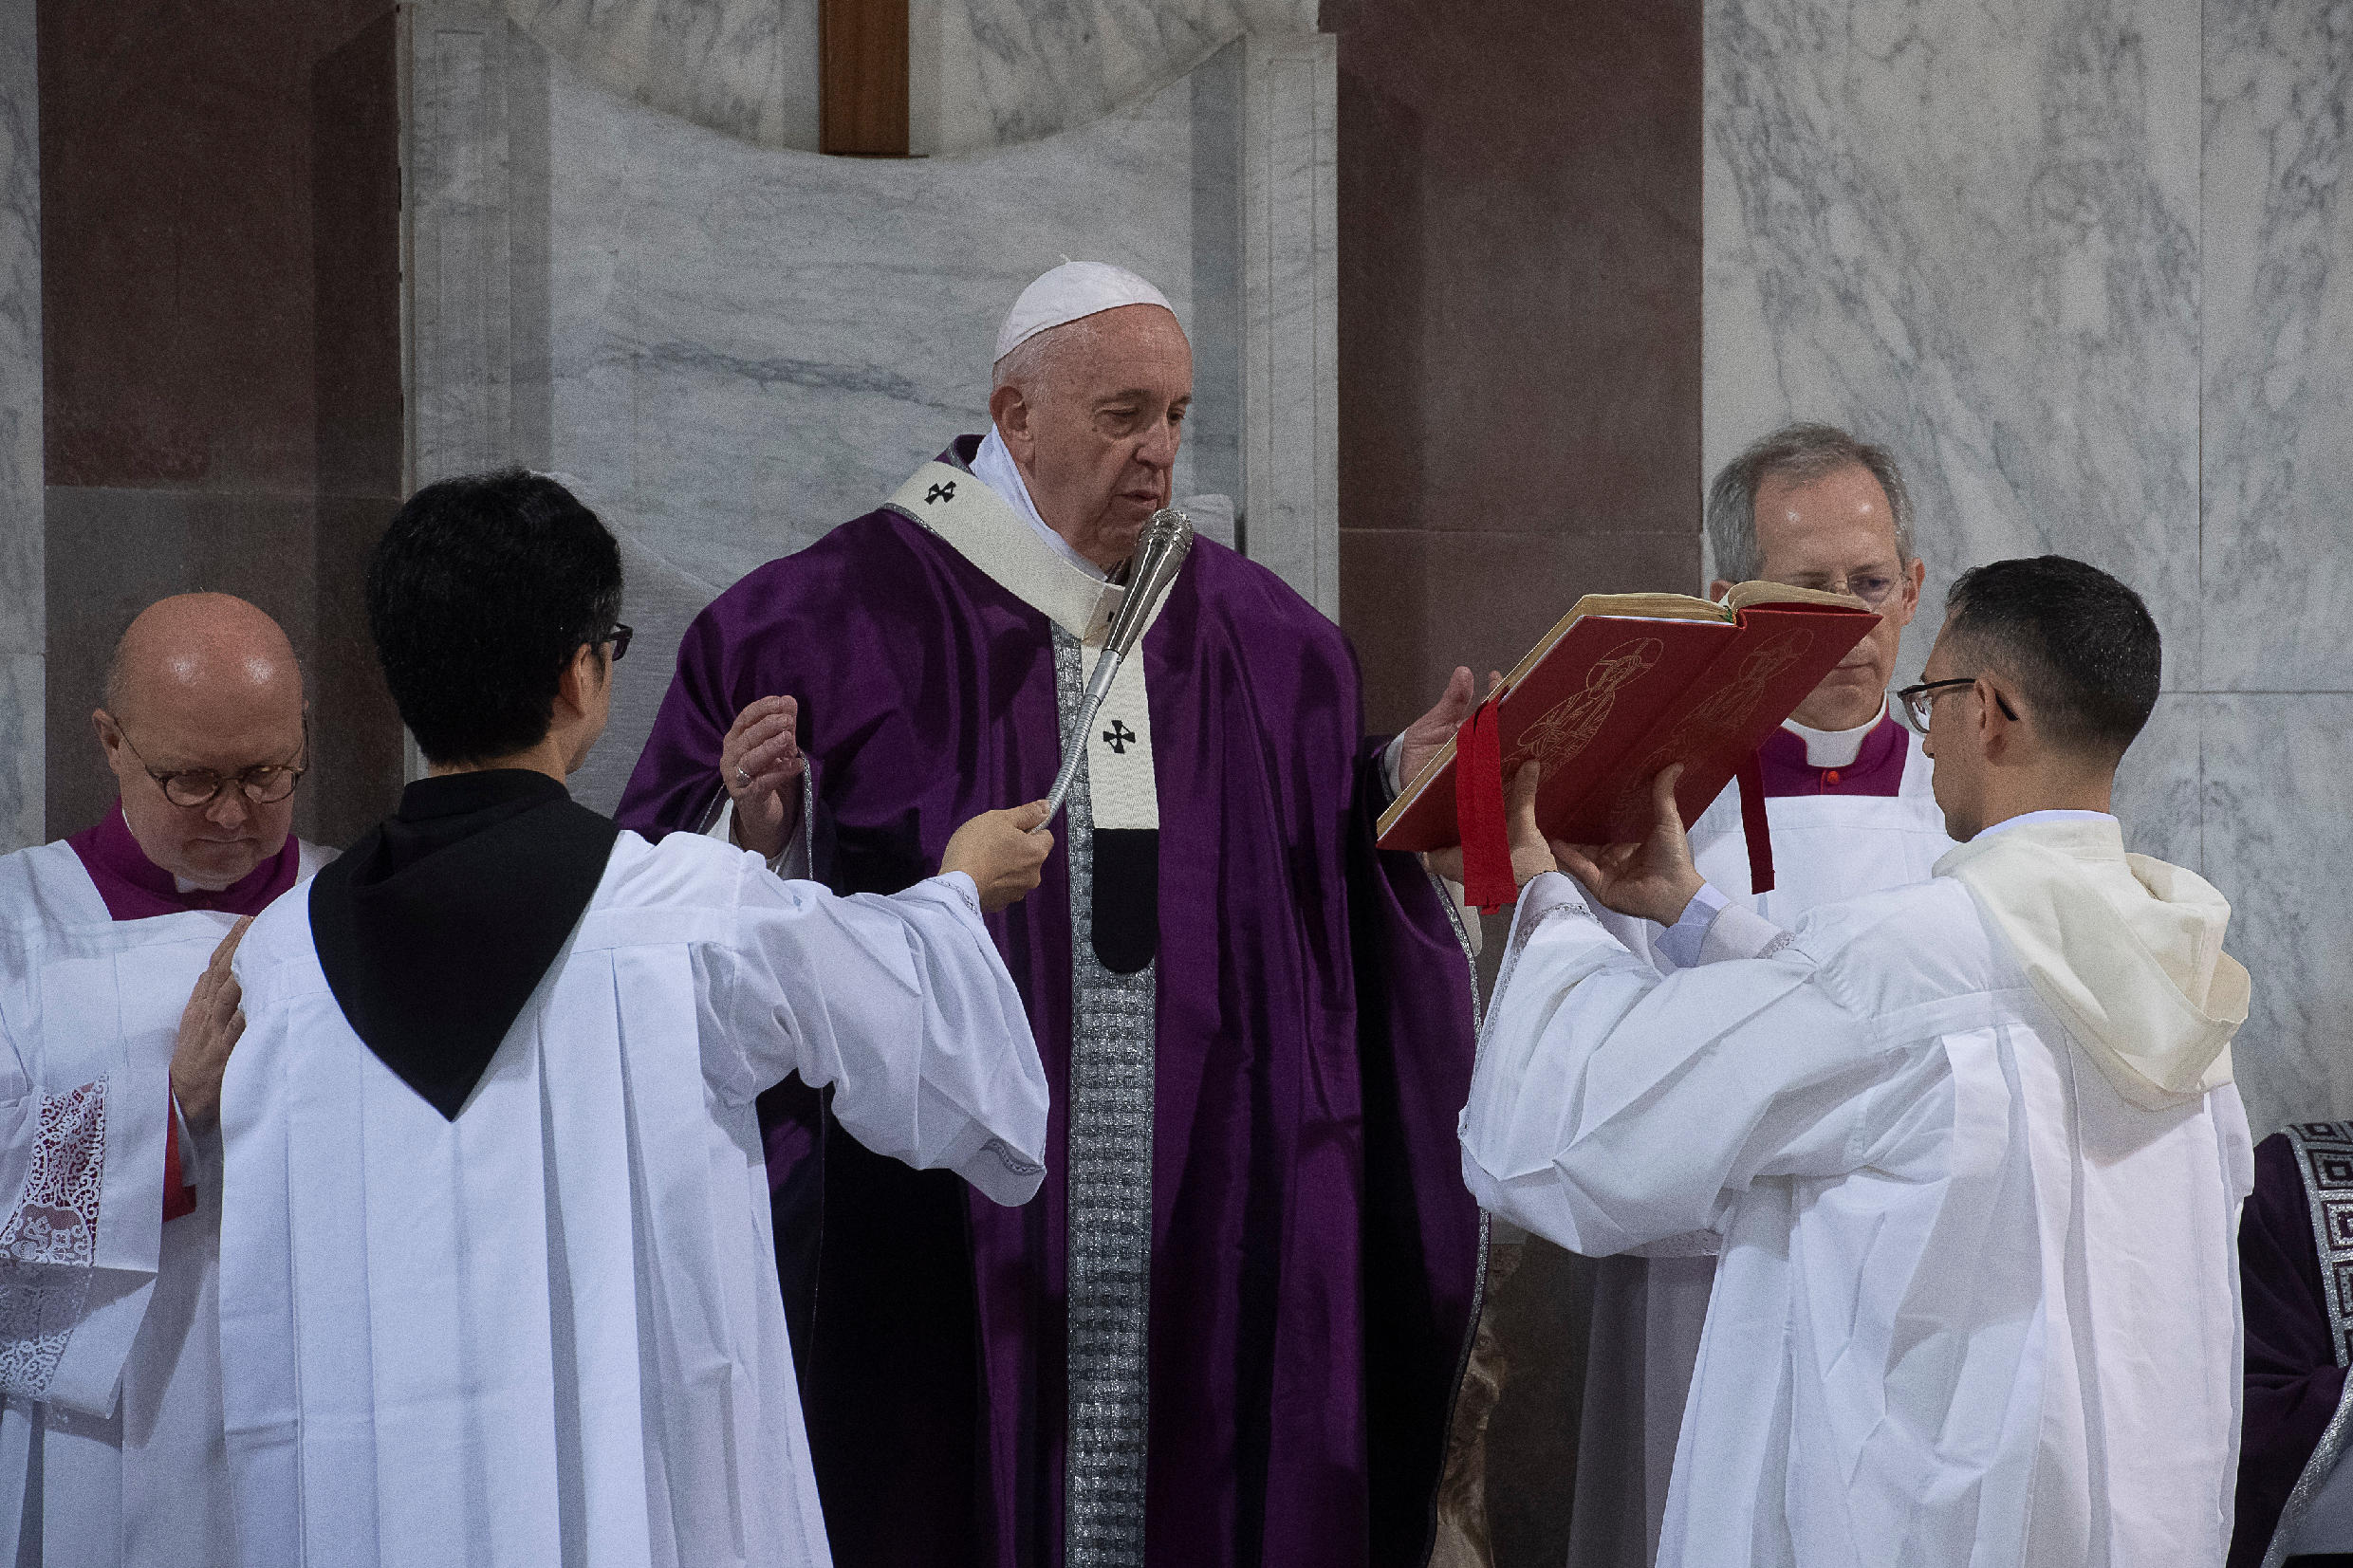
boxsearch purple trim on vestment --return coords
[65,798,301,921]
[2233,1132,2351,1568]
[618,437,1480,1568]
[1755,710,1908,798]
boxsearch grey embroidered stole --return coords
[1055,626,1156,1567]
[2288,1121,2353,1367]
[2261,1122,2353,1566]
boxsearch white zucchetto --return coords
[993,261,1176,361]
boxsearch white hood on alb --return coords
[1937,815,2249,1111]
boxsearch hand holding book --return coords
[1548,764,1708,927]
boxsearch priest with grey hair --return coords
[620,262,1483,1568]
[1557,422,1958,1568]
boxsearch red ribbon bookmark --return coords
[1736,747,1775,895]
[1454,697,1516,913]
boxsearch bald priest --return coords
[0,593,329,1565]
[620,262,1482,1566]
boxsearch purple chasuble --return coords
[1754,710,1908,799]
[619,437,1482,1568]
[66,798,302,920]
[2235,1131,2353,1567]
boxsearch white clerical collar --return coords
[973,426,1107,581]
[1977,808,2117,840]
[1781,699,1888,768]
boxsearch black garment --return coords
[309,769,620,1118]
[2234,1132,2353,1568]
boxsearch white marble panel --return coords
[2203,695,2353,1140]
[2113,691,2203,874]
[0,0,40,853]
[922,0,1313,155]
[1704,0,2203,692]
[410,4,517,483]
[506,0,1316,154]
[0,655,38,856]
[2201,2,2353,692]
[509,0,817,152]
[1238,34,1338,618]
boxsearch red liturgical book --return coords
[1376,582,1878,858]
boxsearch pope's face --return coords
[1004,305,1193,570]
[95,685,305,890]
[1714,460,1924,731]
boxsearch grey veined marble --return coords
[1704,0,2202,692]
[508,0,1319,154]
[2201,0,2353,692]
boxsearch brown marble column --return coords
[38,0,403,847]
[1326,0,1702,739]
[1323,3,1702,1565]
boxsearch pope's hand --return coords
[722,696,806,858]
[1549,765,1706,926]
[943,801,1055,913]
[1398,667,1504,789]
[171,916,252,1136]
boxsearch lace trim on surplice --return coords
[0,1079,108,1400]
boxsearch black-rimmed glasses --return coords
[1895,677,2018,736]
[606,622,634,662]
[102,713,309,807]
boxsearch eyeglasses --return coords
[1894,677,2019,736]
[103,713,309,807]
[605,623,633,661]
[1765,571,1906,609]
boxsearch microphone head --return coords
[1105,508,1195,657]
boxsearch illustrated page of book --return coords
[1505,620,1742,846]
[1380,615,1736,852]
[1556,603,1872,843]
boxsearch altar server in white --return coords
[1462,555,2253,1568]
[1570,423,1954,1566]
[0,593,326,1568]
[217,470,1054,1568]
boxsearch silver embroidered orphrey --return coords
[1055,626,1156,1567]
[2264,1122,2353,1566]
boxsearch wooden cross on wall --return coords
[821,0,910,156]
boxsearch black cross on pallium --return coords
[925,480,957,504]
[1102,719,1137,755]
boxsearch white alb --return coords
[219,830,1048,1568]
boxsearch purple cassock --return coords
[617,436,1483,1568]
[2234,1126,2353,1567]
[67,798,303,920]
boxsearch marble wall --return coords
[503,0,1319,156]
[408,4,1338,814]
[0,0,37,857]
[2200,0,2353,1139]
[1705,0,2353,1137]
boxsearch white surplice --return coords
[1462,816,2252,1568]
[0,837,330,1568]
[1573,710,1955,1567]
[218,828,1048,1568]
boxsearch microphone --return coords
[1037,508,1195,827]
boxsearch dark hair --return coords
[1943,555,2159,761]
[366,470,623,765]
